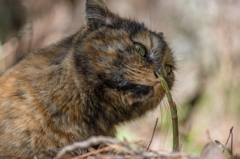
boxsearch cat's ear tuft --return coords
[85,0,115,30]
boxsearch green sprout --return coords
[156,72,179,152]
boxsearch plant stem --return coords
[156,72,179,152]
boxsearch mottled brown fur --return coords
[0,0,176,158]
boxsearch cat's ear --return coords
[85,0,115,30]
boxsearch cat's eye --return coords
[134,43,146,57]
[164,65,171,75]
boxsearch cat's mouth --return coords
[152,81,164,99]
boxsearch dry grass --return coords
[55,136,199,159]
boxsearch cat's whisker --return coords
[171,94,187,119]
[158,97,171,151]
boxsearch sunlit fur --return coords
[0,0,175,158]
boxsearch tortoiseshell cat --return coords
[0,0,175,158]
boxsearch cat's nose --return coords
[155,66,165,78]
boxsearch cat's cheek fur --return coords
[152,83,164,99]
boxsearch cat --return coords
[0,0,176,158]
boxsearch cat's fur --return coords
[0,0,175,158]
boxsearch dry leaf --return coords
[200,143,226,159]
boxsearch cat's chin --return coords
[152,83,164,99]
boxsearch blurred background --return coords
[0,0,240,156]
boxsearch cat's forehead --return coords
[129,28,174,67]
[114,18,166,51]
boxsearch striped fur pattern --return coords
[0,0,175,158]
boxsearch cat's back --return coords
[0,56,34,120]
[0,39,68,108]
[0,39,74,158]
[0,58,41,157]
[0,34,73,100]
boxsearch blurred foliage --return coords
[0,0,240,156]
[0,0,26,43]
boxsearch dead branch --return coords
[55,136,199,159]
[146,118,158,151]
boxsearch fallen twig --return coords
[55,136,144,159]
[72,144,117,159]
[146,118,158,151]
[55,136,198,159]
[215,140,231,155]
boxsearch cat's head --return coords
[74,0,176,121]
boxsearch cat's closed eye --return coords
[164,65,172,76]
[134,43,147,57]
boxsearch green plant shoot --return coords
[156,71,179,152]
